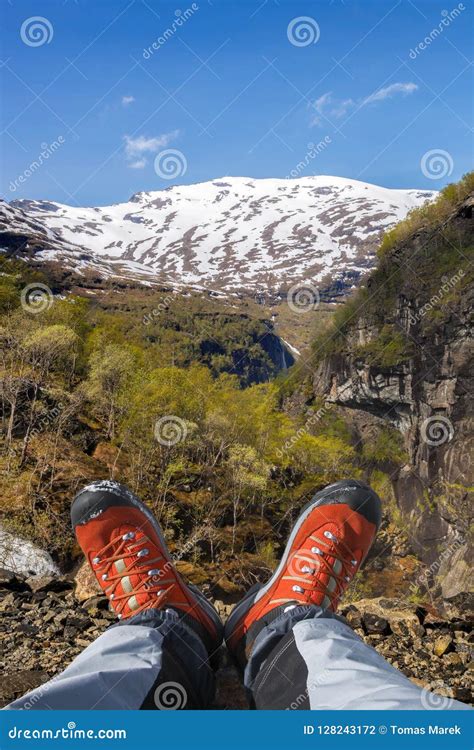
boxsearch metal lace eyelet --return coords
[311,546,322,555]
[122,532,135,541]
[137,548,149,558]
[101,573,108,581]
[92,557,100,565]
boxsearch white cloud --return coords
[314,92,332,112]
[128,158,147,169]
[311,82,418,126]
[122,95,135,106]
[123,130,180,158]
[362,82,418,106]
[311,91,355,126]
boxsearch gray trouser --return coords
[6,606,470,711]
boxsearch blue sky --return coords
[1,0,472,205]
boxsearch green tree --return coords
[226,443,270,551]
[84,344,137,439]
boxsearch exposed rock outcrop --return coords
[311,194,473,601]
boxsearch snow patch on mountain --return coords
[7,176,436,294]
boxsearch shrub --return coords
[354,325,414,367]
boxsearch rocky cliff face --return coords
[312,195,473,602]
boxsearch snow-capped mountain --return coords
[4,176,435,295]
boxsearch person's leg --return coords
[6,480,223,710]
[225,480,470,711]
[7,608,214,710]
[241,604,470,710]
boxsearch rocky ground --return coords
[0,568,472,710]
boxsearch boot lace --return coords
[270,530,359,609]
[92,530,188,619]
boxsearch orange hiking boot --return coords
[225,479,381,660]
[71,480,223,652]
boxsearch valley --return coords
[0,172,472,707]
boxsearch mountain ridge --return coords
[4,175,436,297]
